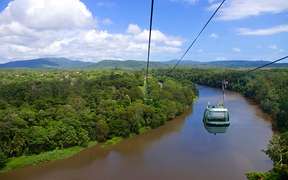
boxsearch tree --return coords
[120,102,146,134]
[127,86,144,102]
[27,126,49,154]
[265,133,288,166]
[109,119,130,137]
[95,119,109,142]
[76,128,89,147]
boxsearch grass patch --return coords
[2,146,83,172]
[87,141,98,148]
[101,137,123,147]
[1,141,98,173]
[139,127,151,134]
[129,133,137,138]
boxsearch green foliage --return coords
[109,119,131,137]
[246,171,277,180]
[139,127,151,134]
[1,146,84,172]
[0,152,7,169]
[102,137,123,147]
[265,133,288,166]
[247,165,288,180]
[246,172,271,180]
[0,70,196,170]
[95,119,109,142]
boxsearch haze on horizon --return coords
[0,0,287,63]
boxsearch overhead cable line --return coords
[169,0,227,72]
[222,55,288,105]
[247,55,288,73]
[144,0,155,96]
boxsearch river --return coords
[0,86,273,180]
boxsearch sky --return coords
[0,0,287,63]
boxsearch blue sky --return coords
[0,0,287,62]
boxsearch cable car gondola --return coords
[203,104,230,127]
[203,80,230,135]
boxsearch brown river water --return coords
[0,86,273,180]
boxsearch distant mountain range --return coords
[89,60,166,69]
[0,58,287,69]
[0,58,93,69]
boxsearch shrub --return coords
[0,151,8,169]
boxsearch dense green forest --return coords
[1,67,288,178]
[0,70,196,169]
[155,68,288,179]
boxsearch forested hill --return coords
[0,58,94,69]
[164,60,288,68]
[88,60,167,69]
[0,59,167,69]
[0,58,288,69]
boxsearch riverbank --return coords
[0,107,193,173]
[0,71,196,173]
[0,142,97,173]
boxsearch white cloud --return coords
[127,24,142,34]
[237,24,288,36]
[0,0,183,61]
[232,48,241,52]
[134,29,183,46]
[209,0,288,20]
[210,33,219,38]
[0,0,95,30]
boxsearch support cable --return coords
[144,0,155,97]
[247,55,288,73]
[169,0,227,73]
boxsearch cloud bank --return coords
[0,0,183,61]
[209,0,288,20]
[238,24,288,36]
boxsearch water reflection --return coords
[204,123,229,135]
